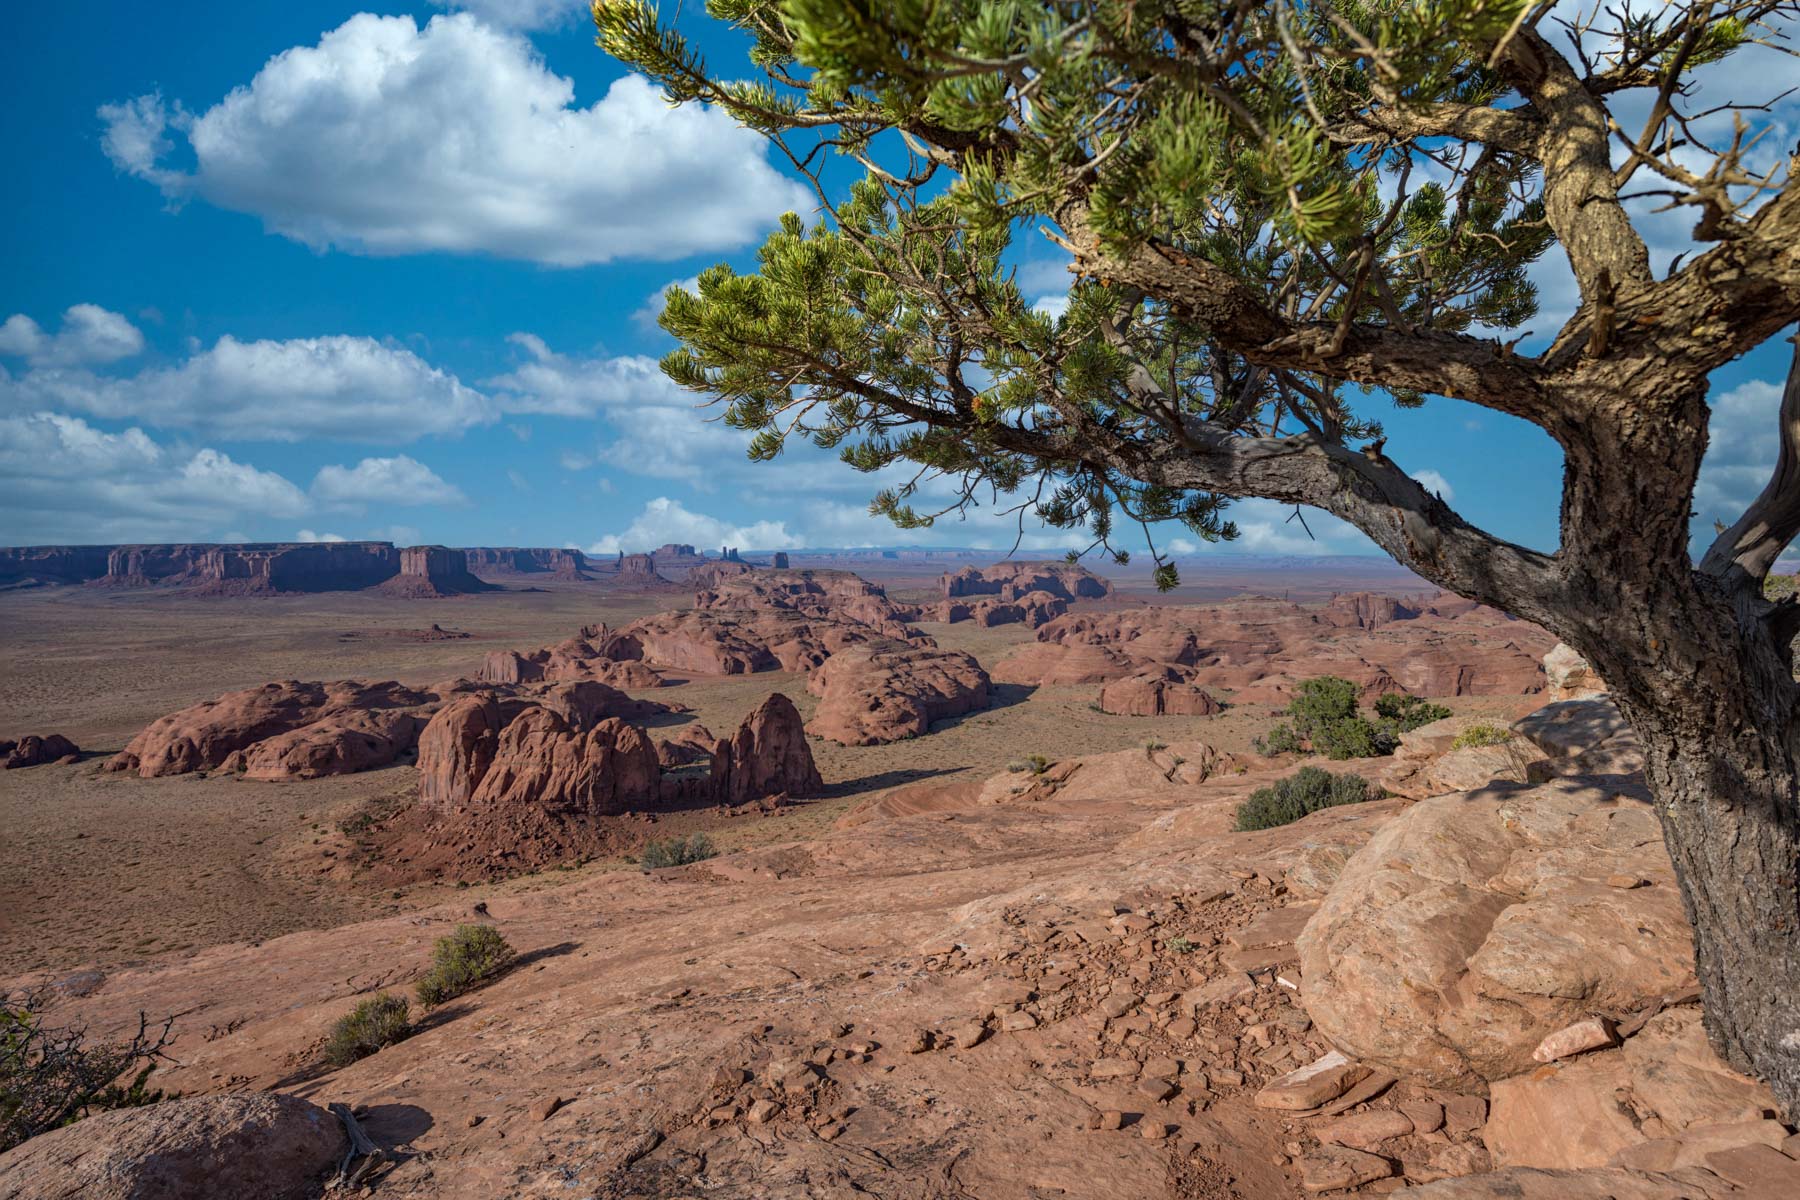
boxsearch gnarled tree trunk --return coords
[1568,576,1800,1115]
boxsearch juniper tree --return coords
[597,0,1800,1109]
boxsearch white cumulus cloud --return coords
[0,304,145,367]
[485,335,688,416]
[295,529,348,543]
[99,14,810,266]
[586,497,801,555]
[2,333,495,443]
[1410,469,1455,502]
[0,412,308,543]
[431,0,584,29]
[1695,376,1788,539]
[311,455,465,507]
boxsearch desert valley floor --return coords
[1,557,1794,1199]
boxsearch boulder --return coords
[4,733,79,769]
[712,693,823,804]
[1297,776,1697,1090]
[1097,667,1223,716]
[1483,1007,1780,1171]
[1544,643,1605,699]
[656,722,717,768]
[806,645,992,745]
[0,1092,343,1200]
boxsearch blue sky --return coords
[0,1,1789,560]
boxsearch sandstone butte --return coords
[12,573,1799,1199]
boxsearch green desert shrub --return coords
[1258,677,1405,760]
[1253,723,1306,756]
[1765,573,1798,600]
[415,925,516,1008]
[1450,722,1514,749]
[639,833,717,870]
[325,994,412,1067]
[1233,767,1377,832]
[1373,693,1452,733]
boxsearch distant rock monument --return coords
[772,552,790,568]
[377,546,496,598]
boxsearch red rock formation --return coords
[375,546,496,598]
[621,609,908,675]
[1097,667,1224,716]
[688,560,755,587]
[712,693,823,803]
[3,733,80,768]
[994,596,1550,699]
[417,694,504,807]
[229,708,426,781]
[469,711,661,816]
[1322,592,1420,631]
[477,638,667,689]
[462,547,592,579]
[656,722,717,768]
[94,542,403,594]
[694,569,920,637]
[806,644,992,745]
[106,680,437,778]
[923,590,1069,628]
[771,551,790,568]
[941,561,1111,602]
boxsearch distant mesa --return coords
[464,546,592,580]
[0,541,586,597]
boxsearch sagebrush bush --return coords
[1257,677,1411,760]
[1253,723,1305,756]
[325,994,412,1067]
[639,833,717,869]
[1374,693,1452,732]
[1450,722,1514,749]
[1233,767,1377,832]
[1312,715,1398,760]
[415,925,516,1008]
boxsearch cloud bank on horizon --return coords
[0,3,1792,566]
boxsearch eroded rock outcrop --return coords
[712,693,823,804]
[477,639,667,689]
[695,569,919,637]
[1297,775,1697,1091]
[107,680,439,779]
[806,645,992,744]
[920,590,1071,628]
[3,733,80,769]
[463,547,591,580]
[0,1092,343,1200]
[995,595,1552,700]
[941,561,1111,602]
[1097,666,1224,716]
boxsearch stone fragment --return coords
[1254,1051,1369,1111]
[1299,1147,1395,1192]
[1531,1018,1616,1063]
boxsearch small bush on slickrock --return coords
[1373,693,1452,733]
[416,925,516,1008]
[1450,722,1513,749]
[1253,723,1306,756]
[639,833,716,870]
[1234,767,1377,832]
[325,994,411,1067]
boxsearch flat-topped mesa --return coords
[111,542,403,594]
[0,545,115,588]
[941,561,1113,602]
[462,547,592,580]
[687,560,756,588]
[375,545,497,598]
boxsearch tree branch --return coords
[1703,334,1800,584]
